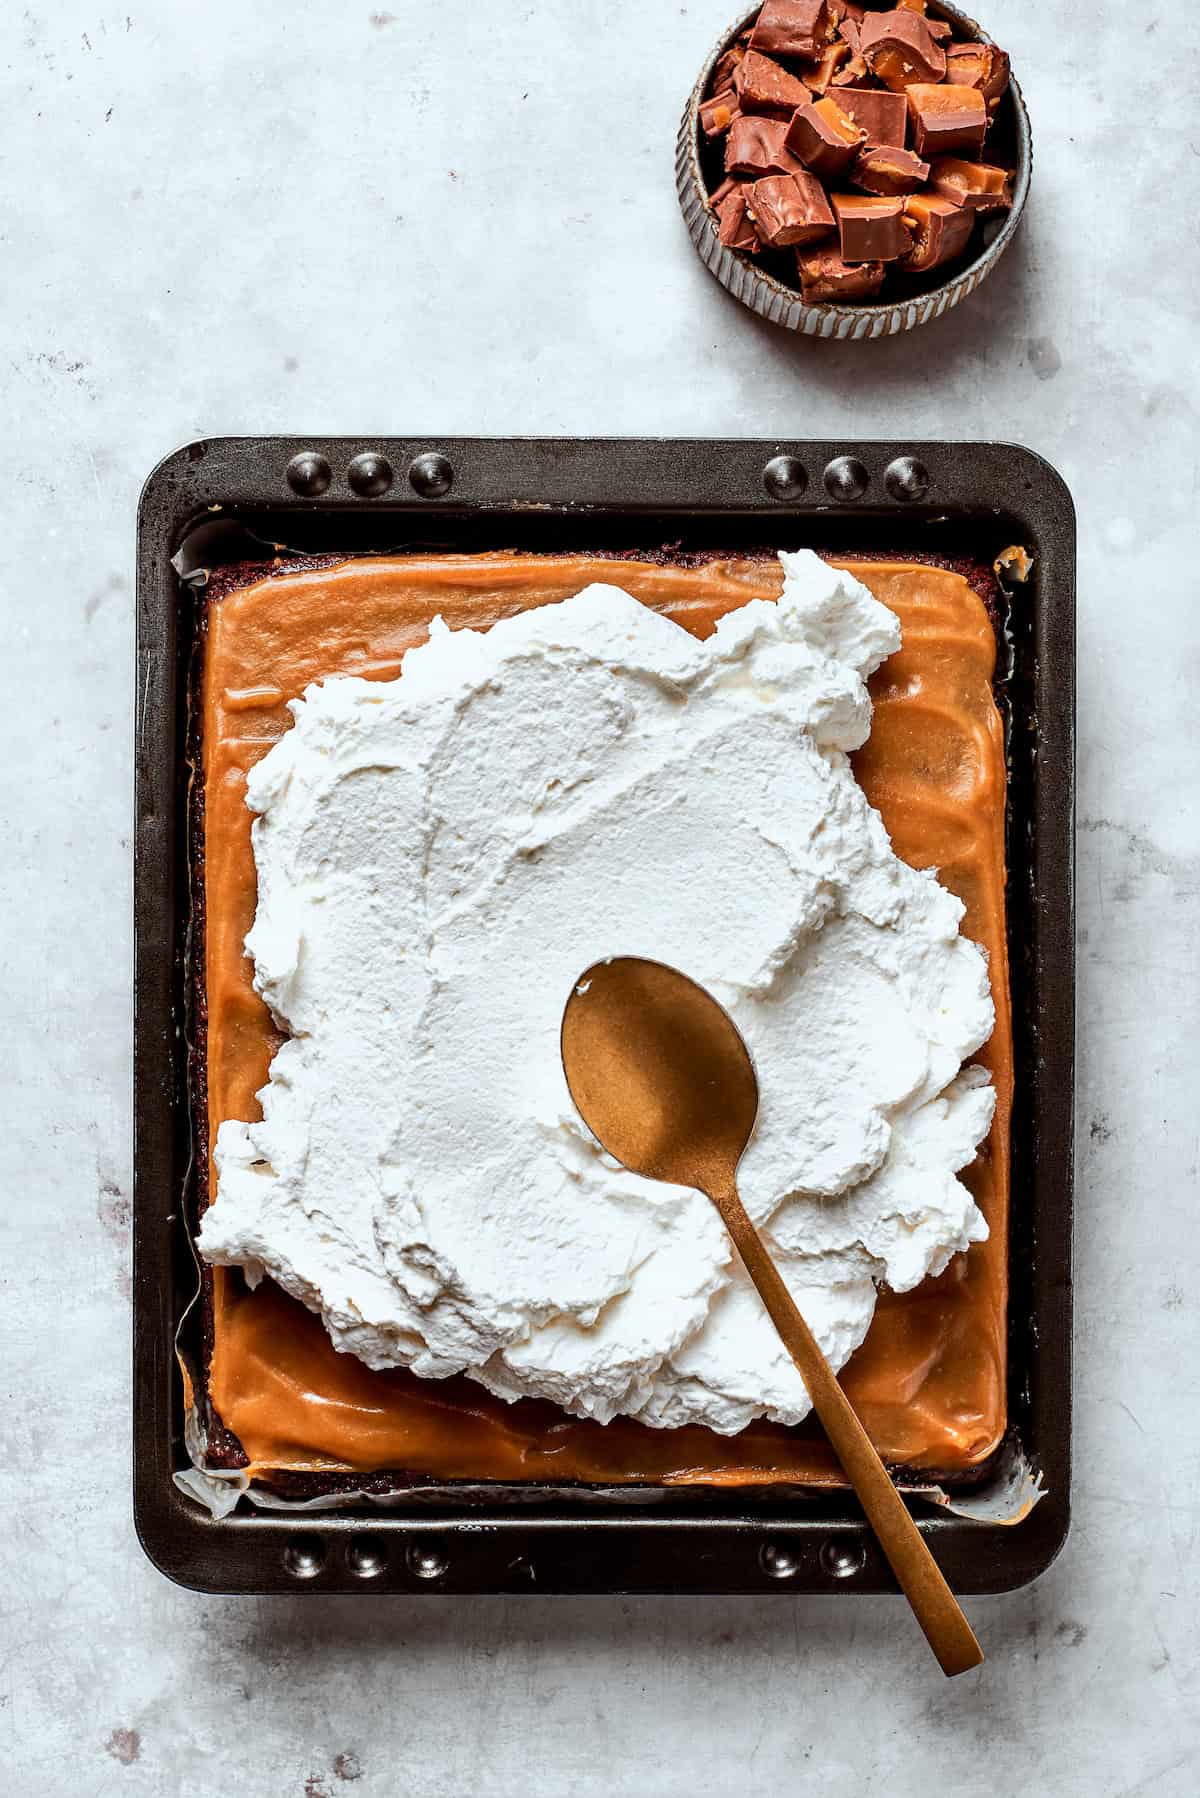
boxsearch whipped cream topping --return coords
[201,551,994,1435]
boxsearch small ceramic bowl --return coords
[676,1,1031,338]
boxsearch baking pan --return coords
[134,437,1074,1595]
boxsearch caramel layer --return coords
[202,554,1010,1482]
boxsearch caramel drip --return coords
[203,554,1009,1482]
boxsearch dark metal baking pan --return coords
[134,437,1074,1595]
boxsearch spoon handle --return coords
[711,1179,983,1678]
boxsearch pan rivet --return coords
[286,452,332,498]
[408,452,454,498]
[884,456,930,502]
[346,1536,387,1579]
[819,1537,866,1579]
[763,455,808,502]
[348,452,394,498]
[407,1540,449,1581]
[823,456,869,502]
[760,1541,801,1579]
[282,1534,327,1579]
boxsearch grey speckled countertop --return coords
[1,2,1197,1794]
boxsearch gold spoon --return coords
[561,955,983,1678]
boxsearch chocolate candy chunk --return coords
[749,0,834,59]
[708,175,739,209]
[835,86,907,147]
[930,156,1012,210]
[859,9,947,88]
[901,192,975,270]
[725,114,808,177]
[796,242,884,301]
[716,186,762,253]
[802,40,851,94]
[944,42,1011,108]
[747,173,836,246]
[733,49,810,116]
[852,144,930,195]
[831,192,913,260]
[700,87,739,137]
[712,43,747,91]
[906,83,987,156]
[785,96,867,177]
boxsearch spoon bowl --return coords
[561,955,983,1678]
[561,956,758,1195]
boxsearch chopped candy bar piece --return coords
[749,0,835,58]
[860,9,948,88]
[944,41,1011,109]
[797,242,885,301]
[726,113,809,176]
[734,49,810,116]
[831,192,914,260]
[716,185,762,253]
[929,156,1013,210]
[785,95,867,177]
[851,144,930,195]
[747,172,836,245]
[906,82,987,157]
[700,87,739,137]
[900,191,976,269]
[835,85,908,147]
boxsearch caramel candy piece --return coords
[801,40,851,94]
[852,144,930,195]
[716,186,762,254]
[901,192,975,270]
[785,95,867,177]
[700,87,739,137]
[907,83,987,156]
[747,173,836,246]
[831,192,913,260]
[930,156,1013,211]
[944,41,1011,108]
[836,86,907,147]
[749,0,835,59]
[859,9,947,89]
[733,49,810,116]
[725,114,808,177]
[797,242,885,302]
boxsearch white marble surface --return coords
[2,1,1198,1792]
